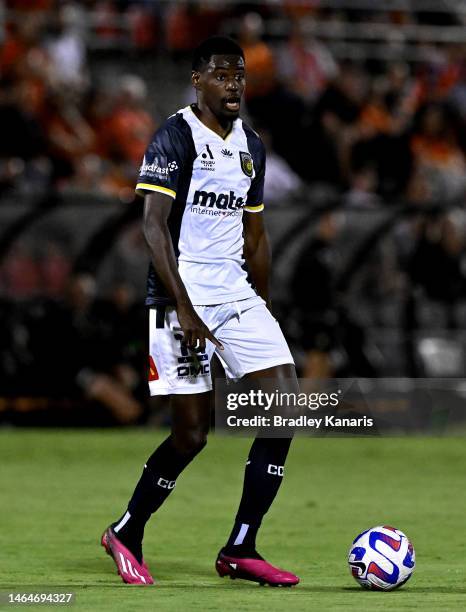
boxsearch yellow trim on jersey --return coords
[244,203,264,213]
[135,184,176,199]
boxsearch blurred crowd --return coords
[236,11,465,206]
[1,1,157,198]
[0,1,465,203]
[1,1,466,422]
[0,272,149,423]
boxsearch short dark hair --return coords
[192,36,244,71]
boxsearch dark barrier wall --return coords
[1,191,466,427]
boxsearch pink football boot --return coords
[216,551,299,587]
[101,527,154,585]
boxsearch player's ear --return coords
[192,71,202,91]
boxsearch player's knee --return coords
[172,427,208,455]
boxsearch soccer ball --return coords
[348,525,415,590]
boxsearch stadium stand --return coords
[0,0,465,423]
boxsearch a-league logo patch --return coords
[149,355,159,381]
[240,151,253,177]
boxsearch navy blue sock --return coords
[113,436,205,561]
[224,437,292,557]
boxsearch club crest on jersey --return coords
[240,151,253,177]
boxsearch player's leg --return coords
[110,392,211,559]
[102,304,214,584]
[216,364,299,585]
[102,392,211,584]
[214,298,299,585]
[223,363,296,557]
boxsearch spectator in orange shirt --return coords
[43,89,95,183]
[411,103,466,201]
[278,20,337,104]
[238,12,276,103]
[104,75,155,167]
[238,13,306,174]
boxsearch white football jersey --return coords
[136,105,265,306]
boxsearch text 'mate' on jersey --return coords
[136,105,265,306]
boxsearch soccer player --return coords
[101,36,300,587]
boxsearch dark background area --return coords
[0,0,465,425]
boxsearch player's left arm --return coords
[243,210,272,310]
[243,134,270,308]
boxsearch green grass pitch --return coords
[1,430,466,611]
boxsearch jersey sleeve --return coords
[244,138,266,213]
[135,119,189,199]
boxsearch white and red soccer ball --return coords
[348,525,415,590]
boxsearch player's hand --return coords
[177,303,224,353]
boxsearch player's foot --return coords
[101,527,154,585]
[215,550,299,587]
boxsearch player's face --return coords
[194,55,246,121]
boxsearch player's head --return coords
[192,36,245,122]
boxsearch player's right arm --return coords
[137,117,222,352]
[142,191,223,353]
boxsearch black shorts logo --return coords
[240,151,253,177]
[174,333,210,377]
